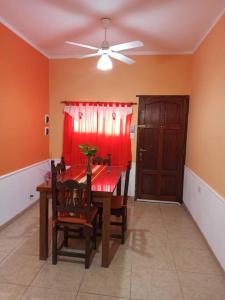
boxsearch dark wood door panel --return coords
[160,175,177,196]
[144,102,162,125]
[164,101,184,126]
[141,174,158,195]
[141,128,159,170]
[162,129,181,171]
[136,95,189,202]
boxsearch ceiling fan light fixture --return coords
[97,54,113,71]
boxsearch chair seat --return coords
[58,207,98,225]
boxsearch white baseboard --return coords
[183,166,225,271]
[0,160,50,226]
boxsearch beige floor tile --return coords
[0,282,26,300]
[20,203,40,220]
[0,234,26,253]
[129,220,166,236]
[131,267,183,300]
[76,293,128,300]
[130,203,162,221]
[0,252,8,264]
[172,247,223,275]
[2,218,39,239]
[31,262,85,293]
[160,205,186,217]
[178,271,225,300]
[0,253,44,285]
[80,265,131,298]
[1,201,224,300]
[125,229,168,249]
[167,226,208,250]
[162,214,197,231]
[134,202,161,210]
[132,205,162,217]
[131,246,176,271]
[15,233,39,256]
[93,248,132,269]
[22,286,75,299]
[130,206,161,217]
[90,239,131,269]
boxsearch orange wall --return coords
[49,55,191,160]
[0,24,49,175]
[186,14,225,197]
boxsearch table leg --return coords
[39,191,49,260]
[102,196,111,267]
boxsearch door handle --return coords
[140,148,147,152]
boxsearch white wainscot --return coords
[0,160,50,226]
[183,166,225,271]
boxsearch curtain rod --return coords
[61,101,137,106]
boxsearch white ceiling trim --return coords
[192,10,225,53]
[0,17,49,58]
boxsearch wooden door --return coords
[135,95,189,202]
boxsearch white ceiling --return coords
[0,0,225,58]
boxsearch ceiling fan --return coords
[65,18,144,70]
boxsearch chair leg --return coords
[52,224,57,265]
[64,226,68,247]
[84,224,92,269]
[98,209,103,229]
[93,217,97,250]
[121,211,126,244]
[79,227,83,238]
[124,207,127,232]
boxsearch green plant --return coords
[79,144,97,173]
[78,144,97,157]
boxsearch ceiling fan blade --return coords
[109,52,135,64]
[110,41,143,52]
[76,53,100,59]
[65,41,99,51]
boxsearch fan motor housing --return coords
[101,40,109,49]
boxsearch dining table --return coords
[36,164,123,267]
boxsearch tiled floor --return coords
[0,200,224,299]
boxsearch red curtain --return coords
[62,103,132,168]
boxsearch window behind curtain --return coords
[63,103,132,168]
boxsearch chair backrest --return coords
[55,156,66,175]
[51,160,92,221]
[92,153,111,166]
[123,161,131,205]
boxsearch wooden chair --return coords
[98,161,131,244]
[55,156,66,174]
[92,154,111,166]
[51,160,97,268]
[91,154,111,228]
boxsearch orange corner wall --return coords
[0,24,49,175]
